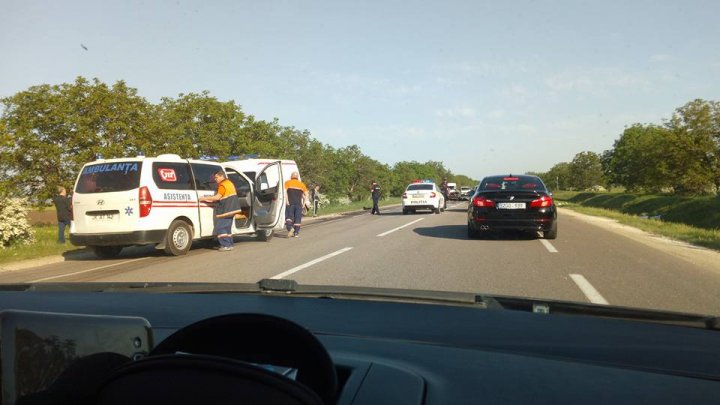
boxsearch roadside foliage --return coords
[0,77,476,203]
[0,198,35,248]
[535,99,720,195]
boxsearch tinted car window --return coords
[479,176,546,191]
[407,184,434,191]
[75,162,142,193]
[191,163,223,191]
[152,162,193,190]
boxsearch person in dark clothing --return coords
[440,178,449,209]
[370,181,381,215]
[52,186,73,243]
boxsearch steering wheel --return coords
[149,313,338,404]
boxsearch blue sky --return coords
[2,0,719,179]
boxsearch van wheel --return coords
[257,229,273,241]
[434,207,441,214]
[92,246,123,259]
[165,220,193,256]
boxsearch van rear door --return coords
[72,161,143,234]
[253,161,284,229]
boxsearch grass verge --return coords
[0,225,85,265]
[313,197,402,216]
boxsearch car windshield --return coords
[2,0,720,321]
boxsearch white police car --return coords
[402,180,445,214]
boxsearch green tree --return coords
[605,124,672,192]
[0,77,153,201]
[568,151,603,190]
[665,99,720,193]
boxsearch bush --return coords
[0,198,36,248]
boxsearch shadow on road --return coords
[414,225,541,241]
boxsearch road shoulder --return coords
[560,207,720,275]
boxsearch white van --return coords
[70,154,285,258]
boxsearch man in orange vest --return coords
[284,172,308,238]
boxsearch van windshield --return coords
[75,162,143,194]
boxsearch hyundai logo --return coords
[97,199,105,206]
[509,196,515,200]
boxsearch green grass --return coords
[0,225,85,265]
[553,191,720,230]
[561,204,720,251]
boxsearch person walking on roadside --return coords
[52,186,73,243]
[311,184,321,217]
[200,171,242,251]
[370,181,381,215]
[284,172,308,238]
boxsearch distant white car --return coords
[459,186,472,200]
[402,180,445,214]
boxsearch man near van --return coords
[284,172,308,238]
[52,186,73,243]
[200,171,241,251]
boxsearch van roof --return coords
[81,155,222,165]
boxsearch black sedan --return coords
[467,175,557,239]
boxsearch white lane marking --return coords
[270,247,353,280]
[377,218,425,237]
[569,274,609,305]
[29,257,150,283]
[539,239,558,253]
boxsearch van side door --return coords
[225,168,252,232]
[190,162,223,238]
[254,161,285,230]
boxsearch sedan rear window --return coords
[479,176,545,191]
[407,184,433,191]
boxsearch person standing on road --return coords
[200,171,241,251]
[311,184,321,217]
[440,178,449,210]
[284,172,308,238]
[370,181,381,215]
[52,186,73,243]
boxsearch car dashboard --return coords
[0,285,718,404]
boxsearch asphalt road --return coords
[2,202,720,315]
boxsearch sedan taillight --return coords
[402,192,407,199]
[472,196,495,208]
[530,195,553,208]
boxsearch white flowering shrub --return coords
[0,198,36,248]
[332,196,352,205]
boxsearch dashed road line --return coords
[539,239,558,253]
[377,218,425,237]
[29,257,150,283]
[270,247,353,280]
[570,274,609,305]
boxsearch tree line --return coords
[532,99,720,195]
[0,77,476,202]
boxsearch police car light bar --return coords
[411,179,434,184]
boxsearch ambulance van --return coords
[70,155,285,258]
